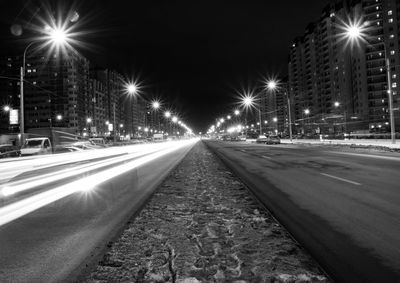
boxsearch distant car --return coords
[0,144,21,159]
[54,146,83,153]
[71,141,101,150]
[265,135,281,144]
[89,138,108,147]
[256,135,281,144]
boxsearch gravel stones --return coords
[85,142,329,282]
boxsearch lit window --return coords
[390,34,394,38]
[390,50,395,55]
[393,74,397,79]
[392,83,397,88]
[330,13,335,17]
[376,14,379,18]
[27,69,31,73]
[376,6,379,10]
[33,81,37,85]
[388,18,393,23]
[388,10,392,15]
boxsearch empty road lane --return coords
[205,140,400,283]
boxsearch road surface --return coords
[205,140,400,283]
[0,139,197,282]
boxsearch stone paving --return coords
[85,142,329,282]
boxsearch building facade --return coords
[288,0,400,136]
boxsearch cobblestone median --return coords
[85,142,329,282]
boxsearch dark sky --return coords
[0,0,333,132]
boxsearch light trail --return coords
[0,139,198,227]
[1,147,157,197]
[0,141,185,183]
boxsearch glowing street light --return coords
[341,21,395,143]
[304,109,310,115]
[172,116,178,123]
[334,101,340,107]
[86,117,92,123]
[56,114,62,121]
[127,83,138,95]
[266,80,278,91]
[47,27,69,45]
[151,100,160,110]
[164,111,171,118]
[234,109,240,116]
[242,95,255,108]
[3,105,10,112]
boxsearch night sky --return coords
[0,0,333,132]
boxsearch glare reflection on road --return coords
[0,139,198,226]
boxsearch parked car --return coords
[0,144,21,159]
[89,137,108,147]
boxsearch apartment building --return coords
[288,0,400,135]
[0,49,90,135]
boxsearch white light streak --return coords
[0,139,198,227]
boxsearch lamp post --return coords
[126,83,138,141]
[303,108,310,134]
[345,23,395,144]
[20,26,69,144]
[151,100,161,131]
[241,94,263,135]
[265,80,279,136]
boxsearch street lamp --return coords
[345,23,395,144]
[127,83,138,95]
[56,114,62,121]
[20,25,70,144]
[151,100,161,130]
[3,106,10,112]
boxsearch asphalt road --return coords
[0,140,197,282]
[205,140,400,283]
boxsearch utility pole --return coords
[113,102,116,143]
[287,95,293,142]
[20,67,24,145]
[386,57,395,144]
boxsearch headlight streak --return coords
[0,142,177,184]
[0,147,161,197]
[0,139,197,227]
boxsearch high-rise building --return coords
[288,0,400,135]
[0,48,90,135]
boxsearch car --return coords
[256,135,281,144]
[71,141,101,150]
[256,135,268,143]
[89,137,108,147]
[20,137,52,156]
[265,135,281,144]
[0,144,21,159]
